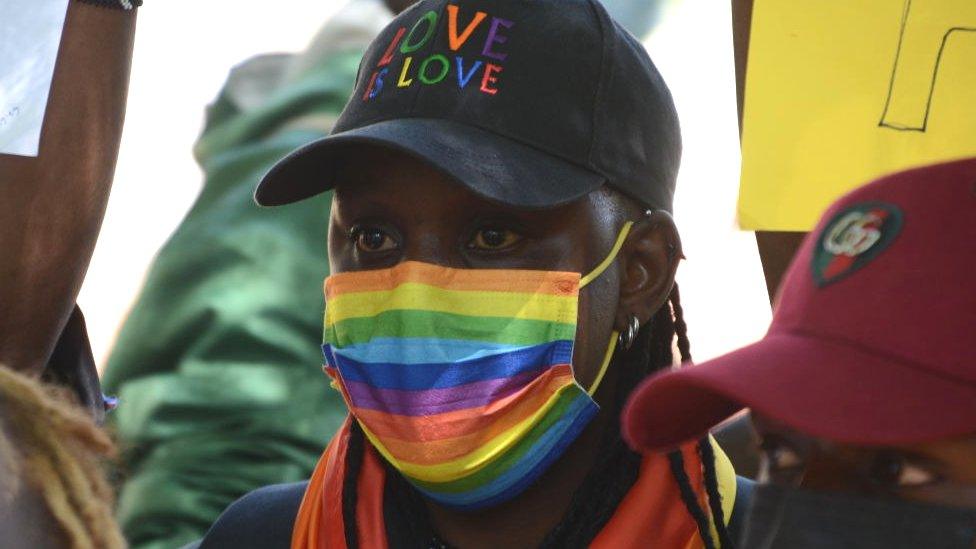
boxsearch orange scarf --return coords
[292,418,735,549]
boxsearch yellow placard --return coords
[738,0,976,231]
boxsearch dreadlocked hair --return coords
[660,285,732,549]
[340,285,731,548]
[343,420,366,549]
[0,365,125,549]
[699,434,735,549]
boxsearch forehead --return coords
[333,146,451,191]
[332,147,503,218]
[330,146,609,223]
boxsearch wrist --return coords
[75,0,141,10]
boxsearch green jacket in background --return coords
[102,2,392,547]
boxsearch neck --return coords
[426,413,611,548]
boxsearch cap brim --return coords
[622,332,976,452]
[254,118,607,208]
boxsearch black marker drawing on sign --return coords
[879,0,976,132]
[0,106,20,128]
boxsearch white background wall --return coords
[79,0,772,368]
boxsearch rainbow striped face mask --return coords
[322,223,633,510]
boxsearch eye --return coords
[869,451,938,488]
[765,442,803,470]
[467,227,522,251]
[350,225,397,253]
[758,436,804,483]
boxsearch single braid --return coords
[342,421,367,549]
[0,365,124,549]
[648,288,678,369]
[660,286,724,549]
[670,283,692,363]
[672,287,735,548]
[668,450,717,549]
[699,437,734,548]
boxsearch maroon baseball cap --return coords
[623,158,976,452]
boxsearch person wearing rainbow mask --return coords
[197,0,749,547]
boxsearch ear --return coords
[615,210,682,330]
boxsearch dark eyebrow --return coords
[332,191,401,220]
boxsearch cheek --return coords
[327,223,355,273]
[899,483,976,510]
[897,440,976,509]
[327,199,356,273]
[799,455,868,494]
[571,276,619,391]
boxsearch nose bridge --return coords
[401,228,458,268]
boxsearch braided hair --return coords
[340,285,731,548]
[666,284,733,549]
[0,365,125,549]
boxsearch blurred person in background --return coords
[193,0,750,547]
[0,364,125,549]
[623,158,976,548]
[0,0,136,420]
[0,1,137,546]
[100,0,672,548]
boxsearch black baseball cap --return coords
[255,0,681,211]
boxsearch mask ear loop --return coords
[579,221,634,288]
[579,221,635,396]
[587,331,618,396]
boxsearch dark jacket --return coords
[191,476,756,548]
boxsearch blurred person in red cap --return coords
[623,157,976,548]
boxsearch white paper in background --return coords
[0,0,70,157]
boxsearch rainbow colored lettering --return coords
[363,4,515,101]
